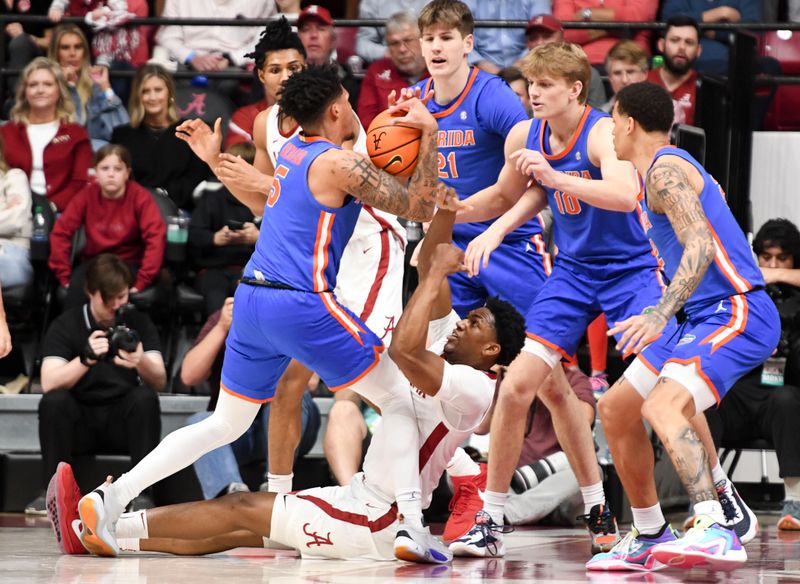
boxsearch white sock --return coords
[397,489,424,528]
[481,489,507,525]
[116,510,149,540]
[631,503,666,536]
[580,482,606,514]
[710,460,728,486]
[111,392,260,512]
[785,476,800,501]
[117,538,140,552]
[693,499,726,525]
[446,447,480,478]
[267,473,293,494]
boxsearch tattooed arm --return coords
[311,97,439,222]
[647,158,716,321]
[609,156,715,356]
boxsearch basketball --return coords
[366,109,422,177]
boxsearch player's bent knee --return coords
[522,338,561,369]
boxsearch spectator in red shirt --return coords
[49,144,166,310]
[553,0,658,67]
[357,10,427,129]
[1,57,92,212]
[646,15,701,126]
[225,17,307,149]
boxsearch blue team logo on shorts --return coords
[677,334,696,346]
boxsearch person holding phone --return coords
[188,142,260,316]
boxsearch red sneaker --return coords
[443,464,487,543]
[46,462,87,555]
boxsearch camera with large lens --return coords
[104,304,140,361]
[766,284,800,359]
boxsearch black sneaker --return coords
[25,492,47,516]
[577,503,621,554]
[715,479,758,544]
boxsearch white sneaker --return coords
[78,489,122,557]
[394,520,452,564]
[449,510,513,558]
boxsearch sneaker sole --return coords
[78,494,119,557]
[585,557,664,572]
[778,515,800,531]
[448,540,504,558]
[651,546,747,570]
[394,544,451,564]
[46,464,86,555]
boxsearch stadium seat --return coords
[760,31,800,131]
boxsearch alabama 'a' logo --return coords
[303,523,333,547]
[372,131,386,151]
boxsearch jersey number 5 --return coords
[553,190,582,215]
[267,165,290,208]
[437,152,459,179]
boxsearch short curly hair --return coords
[615,82,674,134]
[485,296,527,366]
[245,17,306,72]
[278,64,343,127]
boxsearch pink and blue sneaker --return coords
[651,515,747,570]
[586,523,678,571]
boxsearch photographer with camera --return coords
[188,142,259,317]
[705,218,800,531]
[25,254,166,515]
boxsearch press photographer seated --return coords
[705,218,800,531]
[25,254,167,515]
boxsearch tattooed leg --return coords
[641,378,716,504]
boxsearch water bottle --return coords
[32,206,47,242]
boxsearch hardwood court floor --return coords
[1,513,798,583]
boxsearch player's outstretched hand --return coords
[387,86,422,109]
[387,90,436,133]
[464,226,504,277]
[608,309,667,358]
[431,243,468,276]
[510,148,559,188]
[176,117,222,166]
[216,152,269,193]
[434,183,470,213]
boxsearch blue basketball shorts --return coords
[448,233,551,317]
[626,289,780,411]
[524,254,678,362]
[221,283,384,403]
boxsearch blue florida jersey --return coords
[415,68,541,242]
[243,135,361,292]
[641,147,765,314]
[526,106,655,266]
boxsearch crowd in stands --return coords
[0,0,798,532]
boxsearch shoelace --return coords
[716,484,741,524]
[472,511,514,556]
[448,481,480,515]
[577,505,615,535]
[605,530,639,556]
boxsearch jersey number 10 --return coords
[553,190,582,215]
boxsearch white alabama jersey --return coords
[265,105,406,244]
[362,311,495,508]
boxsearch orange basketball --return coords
[366,109,422,177]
